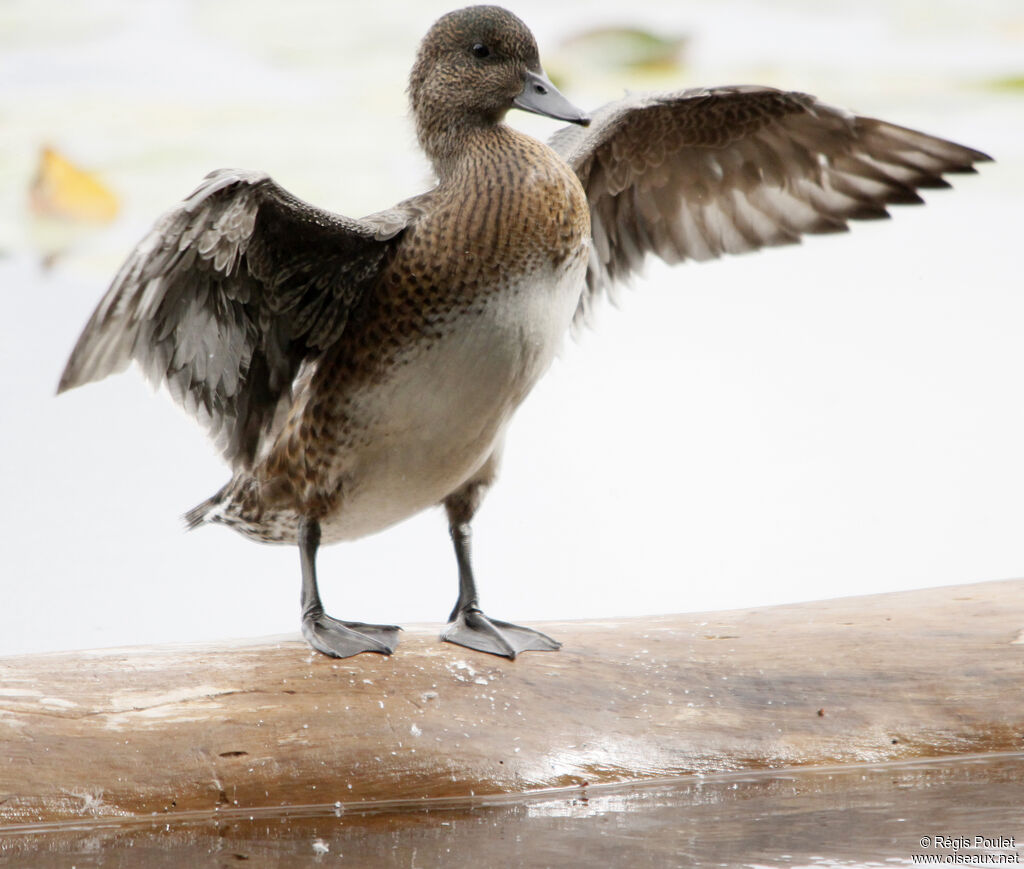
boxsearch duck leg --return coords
[298,517,400,658]
[440,484,560,659]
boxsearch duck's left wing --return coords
[549,86,991,325]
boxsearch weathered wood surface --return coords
[1,579,1022,827]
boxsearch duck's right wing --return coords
[59,169,416,470]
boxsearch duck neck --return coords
[416,113,511,181]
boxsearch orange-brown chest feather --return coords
[391,126,589,311]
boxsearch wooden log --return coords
[1,579,1022,828]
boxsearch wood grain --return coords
[1,579,1022,827]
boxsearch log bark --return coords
[1,579,1022,827]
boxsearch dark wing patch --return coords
[59,169,412,469]
[549,86,991,326]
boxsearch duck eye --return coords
[471,43,490,59]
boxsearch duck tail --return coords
[183,485,228,531]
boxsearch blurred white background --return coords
[1,0,1021,655]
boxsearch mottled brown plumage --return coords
[252,124,589,538]
[58,6,989,659]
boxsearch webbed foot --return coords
[441,607,560,659]
[302,614,401,659]
[297,516,401,659]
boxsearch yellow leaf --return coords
[29,145,119,224]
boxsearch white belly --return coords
[319,251,587,542]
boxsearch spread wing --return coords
[58,169,415,469]
[549,85,992,325]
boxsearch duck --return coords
[58,5,990,660]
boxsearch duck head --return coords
[409,6,589,168]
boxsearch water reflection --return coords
[4,753,1021,867]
